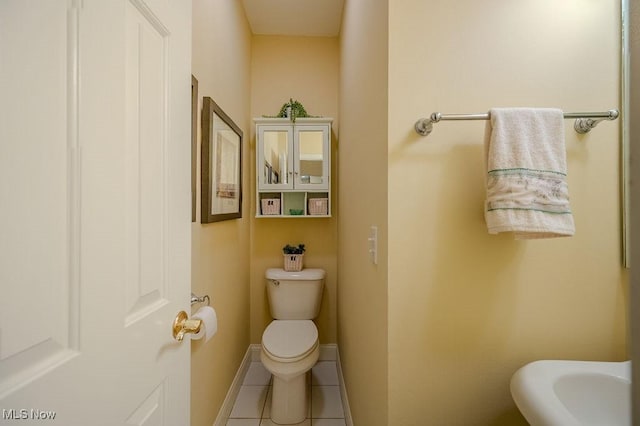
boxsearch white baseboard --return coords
[337,347,354,426]
[250,343,261,361]
[319,343,337,361]
[212,348,253,426]
[213,343,352,426]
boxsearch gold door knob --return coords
[172,311,202,342]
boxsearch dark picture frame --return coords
[201,97,243,223]
[191,75,198,222]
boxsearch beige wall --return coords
[189,1,629,424]
[630,0,640,415]
[191,2,252,425]
[338,1,389,425]
[250,36,339,344]
[387,1,627,425]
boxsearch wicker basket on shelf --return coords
[261,199,280,215]
[308,198,328,215]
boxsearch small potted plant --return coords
[282,243,305,271]
[277,98,313,122]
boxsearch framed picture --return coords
[191,75,198,222]
[201,97,243,223]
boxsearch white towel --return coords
[484,108,575,239]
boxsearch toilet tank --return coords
[265,268,325,320]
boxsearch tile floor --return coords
[226,361,346,426]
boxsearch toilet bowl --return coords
[260,268,325,425]
[261,320,319,424]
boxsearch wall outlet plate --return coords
[368,226,378,265]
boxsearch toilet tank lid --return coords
[266,268,325,280]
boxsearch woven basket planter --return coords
[283,254,304,272]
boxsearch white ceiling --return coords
[242,0,344,37]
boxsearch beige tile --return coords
[260,419,311,426]
[311,386,344,419]
[226,360,347,425]
[312,420,346,426]
[262,387,272,418]
[226,420,261,426]
[244,362,272,386]
[229,386,269,419]
[311,362,339,386]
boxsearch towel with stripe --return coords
[484,108,575,239]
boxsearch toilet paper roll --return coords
[191,306,217,343]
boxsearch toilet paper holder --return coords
[191,292,210,306]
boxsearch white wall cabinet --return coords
[255,117,332,217]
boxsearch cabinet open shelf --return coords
[257,191,330,218]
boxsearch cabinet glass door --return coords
[258,127,293,190]
[295,127,329,190]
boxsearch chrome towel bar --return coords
[414,109,619,137]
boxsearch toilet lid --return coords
[262,320,318,361]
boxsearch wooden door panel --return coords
[0,1,80,400]
[0,1,191,423]
[124,0,170,325]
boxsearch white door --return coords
[0,1,192,425]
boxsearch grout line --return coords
[223,354,347,426]
[259,384,267,421]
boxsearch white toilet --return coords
[261,268,325,425]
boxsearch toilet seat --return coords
[262,320,318,363]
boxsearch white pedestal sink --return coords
[510,359,631,426]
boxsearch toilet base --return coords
[270,374,307,424]
[260,344,319,425]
